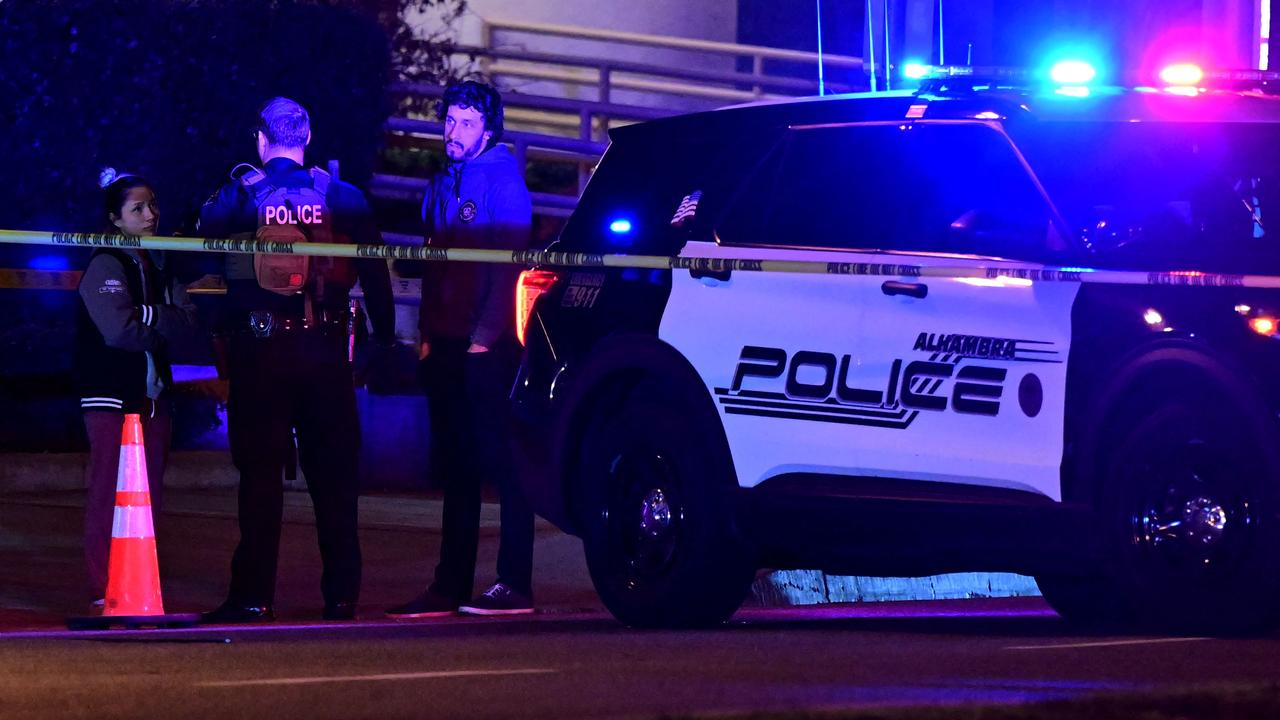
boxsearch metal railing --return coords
[454,44,863,106]
[481,18,865,102]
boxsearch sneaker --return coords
[385,589,458,619]
[89,598,105,615]
[458,583,535,616]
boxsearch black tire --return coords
[1034,573,1132,628]
[1100,395,1280,634]
[574,378,755,628]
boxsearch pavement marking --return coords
[198,668,556,688]
[1005,637,1212,651]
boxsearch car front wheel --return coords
[574,378,755,628]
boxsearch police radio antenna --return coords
[883,0,892,90]
[938,0,945,64]
[865,0,877,92]
[816,0,826,96]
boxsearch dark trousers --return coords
[226,329,361,607]
[83,400,171,599]
[420,336,534,601]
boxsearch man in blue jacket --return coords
[387,81,536,617]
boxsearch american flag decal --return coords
[670,190,703,227]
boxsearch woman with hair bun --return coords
[74,169,197,611]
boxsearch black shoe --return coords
[201,601,275,624]
[385,589,458,619]
[458,583,535,616]
[323,601,356,621]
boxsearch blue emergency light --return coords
[1048,60,1097,85]
[902,62,930,80]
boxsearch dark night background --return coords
[0,0,393,237]
[0,0,398,449]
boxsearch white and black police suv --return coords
[511,61,1280,632]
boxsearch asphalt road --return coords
[3,600,1280,720]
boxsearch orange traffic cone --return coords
[68,414,198,630]
[104,413,164,616]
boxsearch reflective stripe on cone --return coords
[111,505,156,540]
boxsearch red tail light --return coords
[516,269,559,345]
[1249,316,1279,337]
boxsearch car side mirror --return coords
[949,209,984,234]
[947,209,1034,256]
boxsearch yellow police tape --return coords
[2,228,1279,289]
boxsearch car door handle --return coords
[690,267,732,282]
[881,281,928,299]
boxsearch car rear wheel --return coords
[574,378,755,628]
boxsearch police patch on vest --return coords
[459,200,478,223]
[264,203,323,225]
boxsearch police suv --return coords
[511,63,1280,631]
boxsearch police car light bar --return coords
[902,62,931,80]
[1192,67,1280,85]
[1159,63,1204,86]
[909,61,1280,93]
[1049,60,1097,84]
[910,65,1034,82]
[908,65,1037,94]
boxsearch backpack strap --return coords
[309,167,331,197]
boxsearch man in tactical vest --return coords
[198,97,396,623]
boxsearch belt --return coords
[239,309,348,339]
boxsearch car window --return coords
[1012,121,1280,272]
[560,125,780,255]
[716,122,1057,261]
